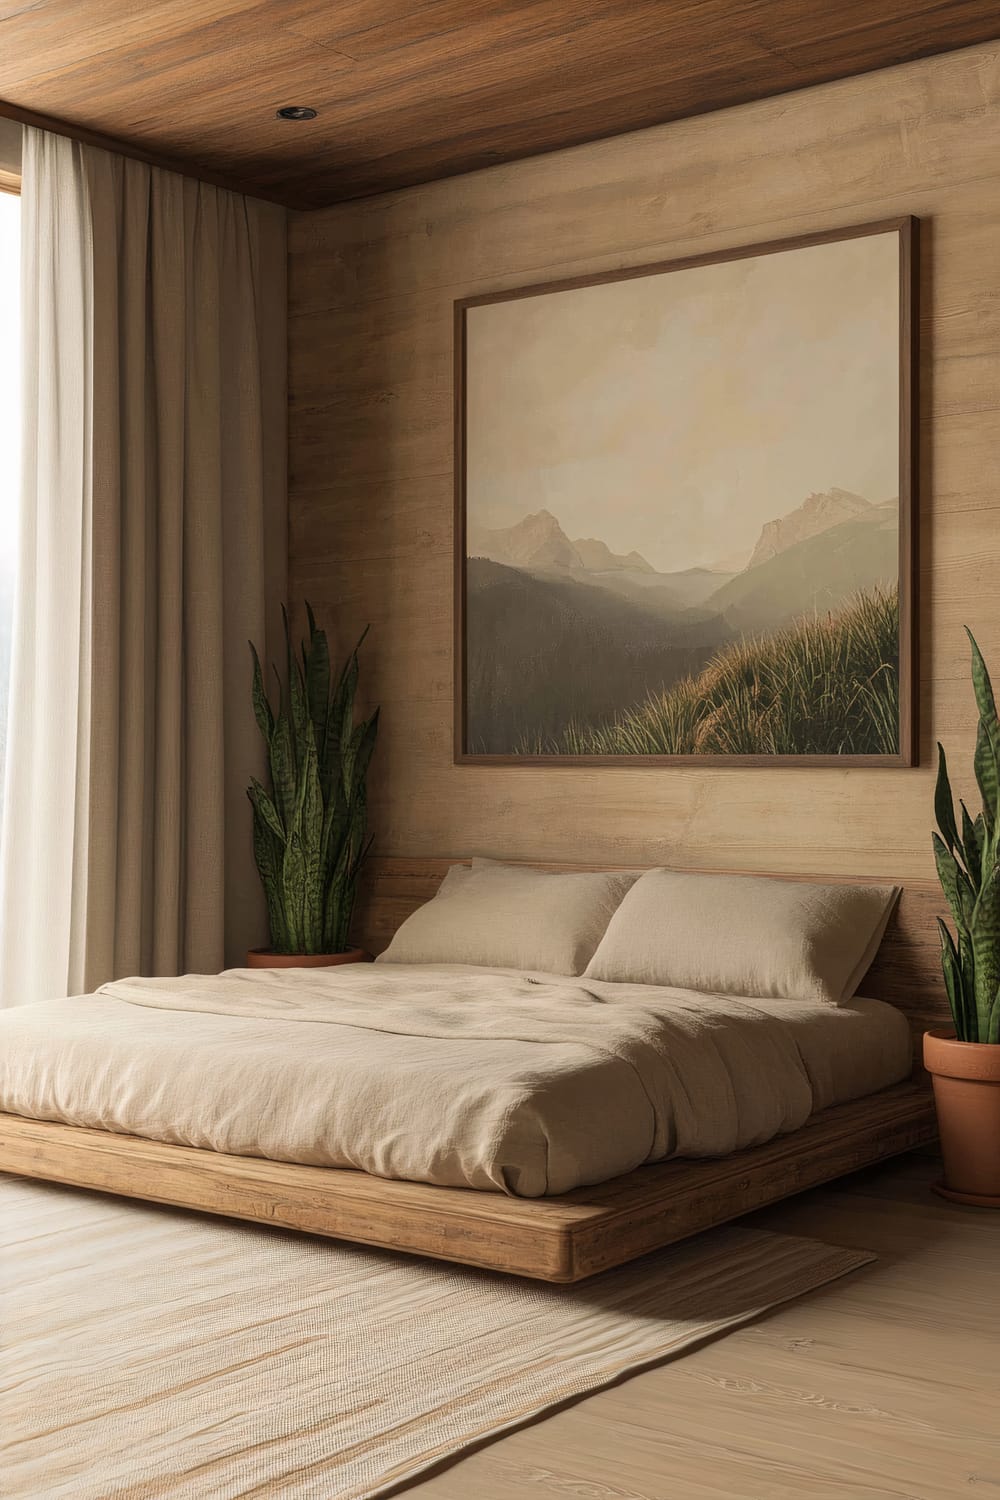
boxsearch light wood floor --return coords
[405,1151,999,1500]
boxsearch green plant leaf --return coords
[321,654,353,801]
[248,778,286,843]
[350,829,374,887]
[966,627,1000,733]
[932,832,973,931]
[288,647,309,752]
[970,859,1000,1041]
[975,720,1000,837]
[324,840,351,954]
[341,721,363,806]
[280,833,307,954]
[298,736,324,950]
[968,630,1000,836]
[249,643,274,742]
[268,711,298,830]
[351,710,380,793]
[987,983,1000,1045]
[958,925,977,1037]
[934,744,959,854]
[249,793,288,953]
[960,801,983,890]
[304,612,331,754]
[937,918,970,1040]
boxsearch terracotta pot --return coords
[923,1030,1000,1207]
[245,948,372,969]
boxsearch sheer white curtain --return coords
[0,130,94,1005]
[0,128,286,1006]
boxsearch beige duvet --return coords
[0,965,912,1196]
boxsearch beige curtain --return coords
[0,129,286,1006]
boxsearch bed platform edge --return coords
[0,1082,936,1282]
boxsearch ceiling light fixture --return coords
[276,105,317,121]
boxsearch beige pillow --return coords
[377,861,636,975]
[584,868,900,1005]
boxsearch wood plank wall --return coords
[288,41,1000,882]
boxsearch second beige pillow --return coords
[584,868,900,1005]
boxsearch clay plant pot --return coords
[923,1030,1000,1207]
[245,948,372,969]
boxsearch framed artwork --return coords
[454,217,918,766]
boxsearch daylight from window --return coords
[0,189,20,803]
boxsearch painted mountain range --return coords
[465,489,899,753]
[746,487,874,567]
[469,510,656,576]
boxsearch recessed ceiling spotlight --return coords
[276,105,317,121]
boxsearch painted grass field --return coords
[521,587,899,757]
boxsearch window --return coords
[0,180,20,804]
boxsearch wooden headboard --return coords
[354,857,950,1047]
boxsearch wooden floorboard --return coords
[403,1150,999,1500]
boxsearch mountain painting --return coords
[456,219,916,763]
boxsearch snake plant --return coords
[933,630,1000,1042]
[247,606,379,954]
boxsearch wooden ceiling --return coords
[2,0,999,209]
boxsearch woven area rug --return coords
[1,1173,873,1500]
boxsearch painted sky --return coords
[465,231,900,574]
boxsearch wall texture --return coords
[288,41,1000,881]
[0,117,20,175]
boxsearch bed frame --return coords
[0,858,945,1282]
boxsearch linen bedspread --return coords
[0,965,911,1195]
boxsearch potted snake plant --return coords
[927,628,1000,1206]
[245,605,379,968]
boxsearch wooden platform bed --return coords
[0,859,945,1283]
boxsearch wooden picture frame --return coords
[454,217,919,767]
